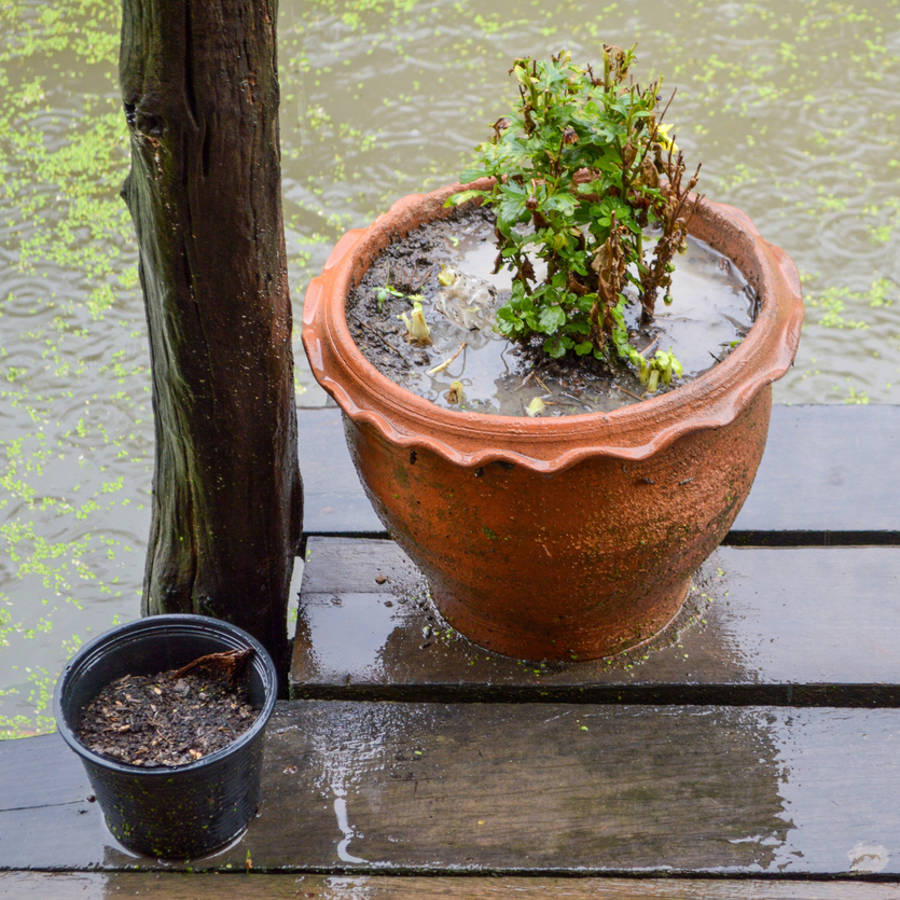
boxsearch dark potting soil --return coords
[347,205,757,416]
[76,650,259,767]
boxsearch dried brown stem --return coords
[170,648,253,684]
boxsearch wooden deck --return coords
[1,404,898,898]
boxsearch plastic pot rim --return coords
[53,613,278,777]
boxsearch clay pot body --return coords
[303,183,803,660]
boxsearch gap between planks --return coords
[3,871,900,898]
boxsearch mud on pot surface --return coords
[347,205,758,416]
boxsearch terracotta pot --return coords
[302,183,803,660]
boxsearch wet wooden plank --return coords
[1,703,898,875]
[3,871,899,898]
[731,403,900,539]
[297,405,900,539]
[251,703,900,877]
[0,732,109,867]
[290,537,900,702]
[299,404,383,536]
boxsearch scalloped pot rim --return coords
[302,183,803,473]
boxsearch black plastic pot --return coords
[54,614,278,859]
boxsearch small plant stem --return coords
[350,312,407,358]
[560,392,591,410]
[414,267,438,293]
[426,341,467,376]
[656,88,676,132]
[614,384,645,402]
[534,373,552,394]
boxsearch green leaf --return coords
[537,305,566,334]
[544,192,577,216]
[542,334,571,358]
[446,189,486,207]
[496,303,524,337]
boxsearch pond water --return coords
[1,0,898,736]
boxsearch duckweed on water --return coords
[2,0,898,735]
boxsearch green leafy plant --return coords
[374,269,425,311]
[375,282,406,310]
[449,47,701,388]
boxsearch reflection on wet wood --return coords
[290,537,900,703]
[1,703,898,875]
[253,703,899,876]
[298,405,900,540]
[3,871,899,898]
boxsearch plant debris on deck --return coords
[76,651,258,767]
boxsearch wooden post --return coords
[119,0,302,676]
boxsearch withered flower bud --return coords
[602,44,628,81]
[640,155,659,188]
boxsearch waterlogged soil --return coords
[347,206,758,416]
[77,652,259,767]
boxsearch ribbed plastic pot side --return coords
[54,614,278,859]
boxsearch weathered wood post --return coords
[119,0,302,676]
